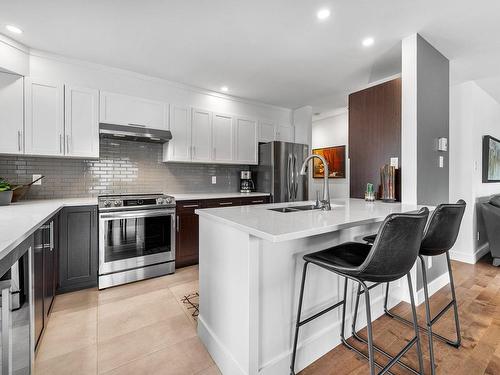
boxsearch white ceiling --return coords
[1,0,500,112]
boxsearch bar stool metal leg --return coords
[383,253,462,348]
[360,281,376,375]
[407,273,425,375]
[446,252,462,347]
[419,255,436,375]
[290,263,347,375]
[290,261,309,375]
[351,282,423,375]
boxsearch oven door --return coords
[99,208,175,275]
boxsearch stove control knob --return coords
[165,197,173,204]
[114,200,122,207]
[103,200,112,208]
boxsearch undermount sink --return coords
[268,204,321,213]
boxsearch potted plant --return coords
[0,178,13,206]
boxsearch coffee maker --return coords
[240,171,255,193]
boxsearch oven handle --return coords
[99,209,175,220]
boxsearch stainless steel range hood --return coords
[99,123,172,143]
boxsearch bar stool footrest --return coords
[385,298,460,347]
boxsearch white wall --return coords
[293,105,312,146]
[450,80,500,263]
[28,50,293,128]
[309,109,349,199]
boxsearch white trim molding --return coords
[449,243,489,264]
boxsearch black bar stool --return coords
[290,208,429,375]
[361,200,466,375]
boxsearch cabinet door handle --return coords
[128,123,146,127]
[17,130,22,152]
[50,221,54,251]
[59,134,63,154]
[176,215,179,232]
[1,282,12,375]
[192,146,196,158]
[213,147,216,159]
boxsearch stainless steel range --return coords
[98,193,176,289]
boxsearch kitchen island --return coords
[196,198,429,375]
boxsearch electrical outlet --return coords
[439,156,444,168]
[32,174,42,185]
[211,176,217,184]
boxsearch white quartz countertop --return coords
[0,197,97,262]
[196,198,431,242]
[172,192,269,201]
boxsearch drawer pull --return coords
[182,204,199,208]
[252,200,264,203]
[219,202,233,206]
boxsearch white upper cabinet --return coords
[164,105,191,162]
[64,86,99,158]
[25,79,64,156]
[99,91,168,130]
[258,119,276,143]
[0,72,24,155]
[235,117,258,164]
[276,124,294,143]
[191,108,212,162]
[212,113,234,162]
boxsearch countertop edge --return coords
[173,192,270,201]
[0,200,98,263]
[195,209,390,242]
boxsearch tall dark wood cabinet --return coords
[348,78,402,200]
[58,206,98,293]
[176,201,201,268]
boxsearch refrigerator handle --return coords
[287,154,292,201]
[293,154,299,200]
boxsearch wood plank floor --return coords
[300,255,500,375]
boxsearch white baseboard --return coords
[199,291,397,375]
[416,272,450,305]
[197,316,247,375]
[449,243,489,264]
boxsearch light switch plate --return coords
[390,157,399,169]
[32,174,42,185]
[211,176,217,184]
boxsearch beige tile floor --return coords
[35,265,221,375]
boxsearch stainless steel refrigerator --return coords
[251,141,309,203]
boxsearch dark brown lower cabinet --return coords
[58,206,98,293]
[175,196,269,268]
[176,201,201,268]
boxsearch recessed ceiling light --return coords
[362,37,374,47]
[5,25,23,34]
[316,9,331,20]
[220,86,229,92]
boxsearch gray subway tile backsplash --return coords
[0,138,247,200]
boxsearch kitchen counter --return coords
[196,198,427,242]
[172,192,269,201]
[197,198,432,375]
[0,197,97,261]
